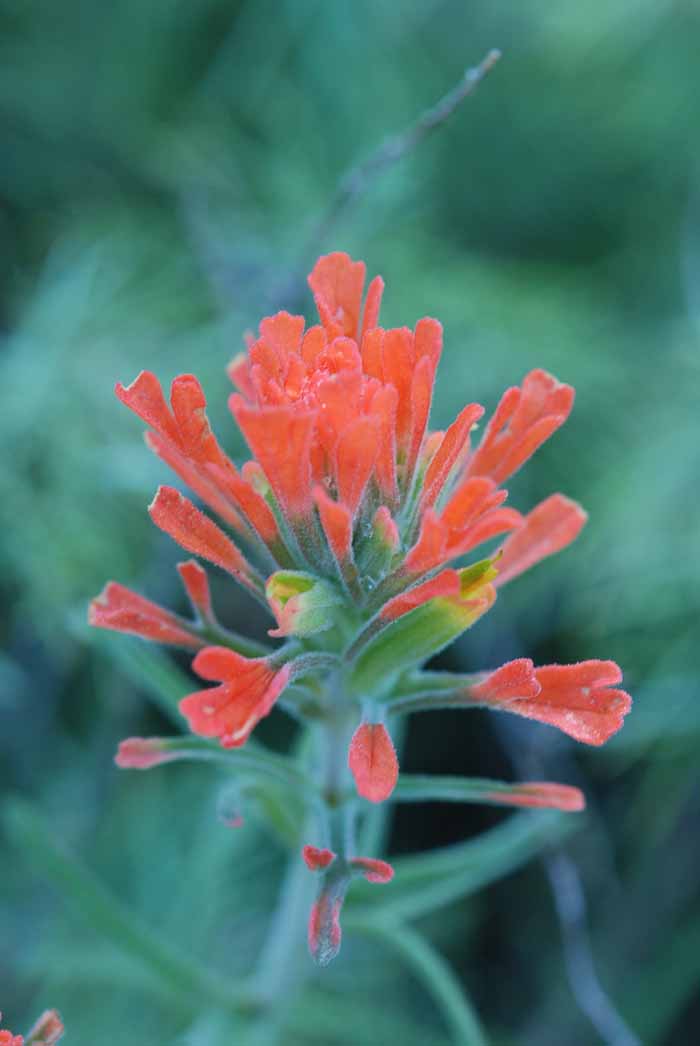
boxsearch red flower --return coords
[95,249,632,968]
[494,494,587,587]
[470,659,632,745]
[89,579,204,649]
[465,368,574,485]
[177,560,213,620]
[406,476,523,575]
[348,722,399,803]
[149,486,261,595]
[179,647,292,748]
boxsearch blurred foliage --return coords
[1,0,699,1043]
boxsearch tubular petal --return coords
[205,462,281,546]
[381,569,461,621]
[372,506,400,553]
[309,252,367,340]
[421,403,484,510]
[382,326,415,446]
[469,658,540,703]
[361,275,385,337]
[169,374,227,468]
[89,581,203,649]
[495,494,587,586]
[403,511,448,575]
[115,370,180,444]
[177,560,212,619]
[145,431,247,533]
[368,382,398,502]
[405,353,436,484]
[226,352,255,398]
[115,737,180,769]
[334,415,379,515]
[231,397,315,521]
[466,369,574,485]
[149,486,257,587]
[314,487,353,564]
[485,782,585,812]
[348,722,399,803]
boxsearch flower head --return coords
[93,250,632,968]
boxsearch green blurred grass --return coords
[1,1,699,1043]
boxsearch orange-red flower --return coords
[180,647,293,748]
[465,368,574,485]
[89,578,205,649]
[469,658,632,745]
[494,494,587,587]
[94,250,632,968]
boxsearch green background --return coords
[1,1,699,1043]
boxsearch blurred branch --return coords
[544,852,641,1046]
[304,49,502,259]
[183,49,501,313]
[495,718,640,1046]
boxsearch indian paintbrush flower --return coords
[91,251,632,964]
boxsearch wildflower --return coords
[93,250,632,966]
[302,845,395,965]
[89,577,205,649]
[179,647,294,749]
[468,659,632,745]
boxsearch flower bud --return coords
[265,571,343,638]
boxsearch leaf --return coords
[348,811,578,922]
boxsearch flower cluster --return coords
[91,252,631,964]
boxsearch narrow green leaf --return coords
[3,798,253,1016]
[394,774,584,812]
[349,812,577,922]
[346,917,488,1046]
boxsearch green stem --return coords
[347,916,488,1046]
[250,815,318,1008]
[132,735,317,797]
[200,617,272,658]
